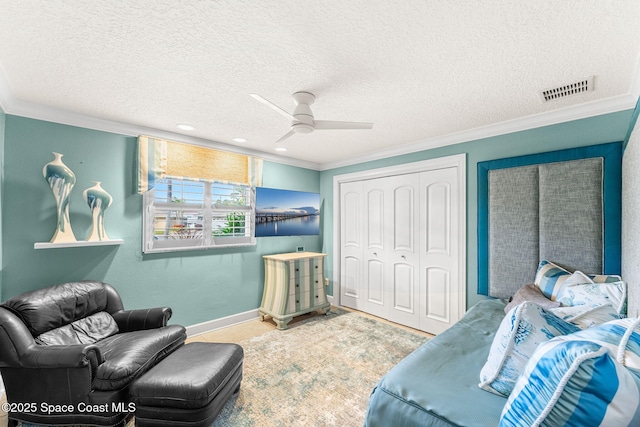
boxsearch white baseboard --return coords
[185,309,261,337]
[185,299,338,337]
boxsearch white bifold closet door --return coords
[340,166,462,334]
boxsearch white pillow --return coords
[534,260,622,301]
[554,271,626,315]
[479,301,579,397]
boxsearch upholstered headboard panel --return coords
[478,142,622,298]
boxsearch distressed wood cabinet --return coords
[259,252,330,329]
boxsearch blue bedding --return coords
[364,299,508,427]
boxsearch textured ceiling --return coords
[0,0,639,169]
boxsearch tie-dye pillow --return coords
[500,319,640,426]
[479,301,579,396]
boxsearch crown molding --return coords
[0,71,321,171]
[1,65,638,173]
[321,58,640,170]
[319,93,639,171]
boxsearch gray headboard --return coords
[477,142,622,298]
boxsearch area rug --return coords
[211,309,430,427]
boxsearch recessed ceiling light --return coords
[232,137,247,143]
[176,124,195,131]
[275,147,287,152]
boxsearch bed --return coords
[364,143,631,427]
[364,298,507,427]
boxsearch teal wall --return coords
[1,109,634,326]
[320,110,635,308]
[2,115,321,326]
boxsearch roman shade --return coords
[137,135,263,193]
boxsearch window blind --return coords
[137,135,263,193]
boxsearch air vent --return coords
[539,76,594,102]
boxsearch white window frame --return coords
[143,178,256,253]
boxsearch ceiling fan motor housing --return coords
[291,122,314,134]
[250,91,373,142]
[291,91,315,130]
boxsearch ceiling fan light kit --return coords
[251,91,374,143]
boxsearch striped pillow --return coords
[500,319,640,427]
[534,260,622,301]
[565,318,640,373]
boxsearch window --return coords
[143,177,255,253]
[137,135,262,253]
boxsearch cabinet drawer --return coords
[289,274,324,295]
[312,274,323,289]
[296,291,312,311]
[289,274,321,295]
[296,290,327,311]
[293,257,323,277]
[289,278,305,295]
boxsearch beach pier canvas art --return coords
[255,187,320,237]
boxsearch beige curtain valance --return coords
[137,135,263,193]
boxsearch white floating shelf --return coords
[34,239,124,250]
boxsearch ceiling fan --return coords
[250,91,374,143]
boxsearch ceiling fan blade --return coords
[275,130,295,144]
[314,120,374,130]
[250,93,296,121]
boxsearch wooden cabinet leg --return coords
[273,316,292,330]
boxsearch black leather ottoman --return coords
[130,342,244,427]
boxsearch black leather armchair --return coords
[0,280,187,426]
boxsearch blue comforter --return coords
[364,299,507,427]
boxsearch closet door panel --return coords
[424,266,450,321]
[343,256,360,298]
[367,259,385,305]
[340,181,364,309]
[386,174,420,328]
[393,262,415,313]
[425,182,450,255]
[420,167,459,334]
[394,185,416,252]
[362,178,390,318]
[367,188,385,250]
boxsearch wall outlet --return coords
[296,246,305,252]
[324,278,329,287]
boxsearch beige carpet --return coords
[211,308,430,427]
